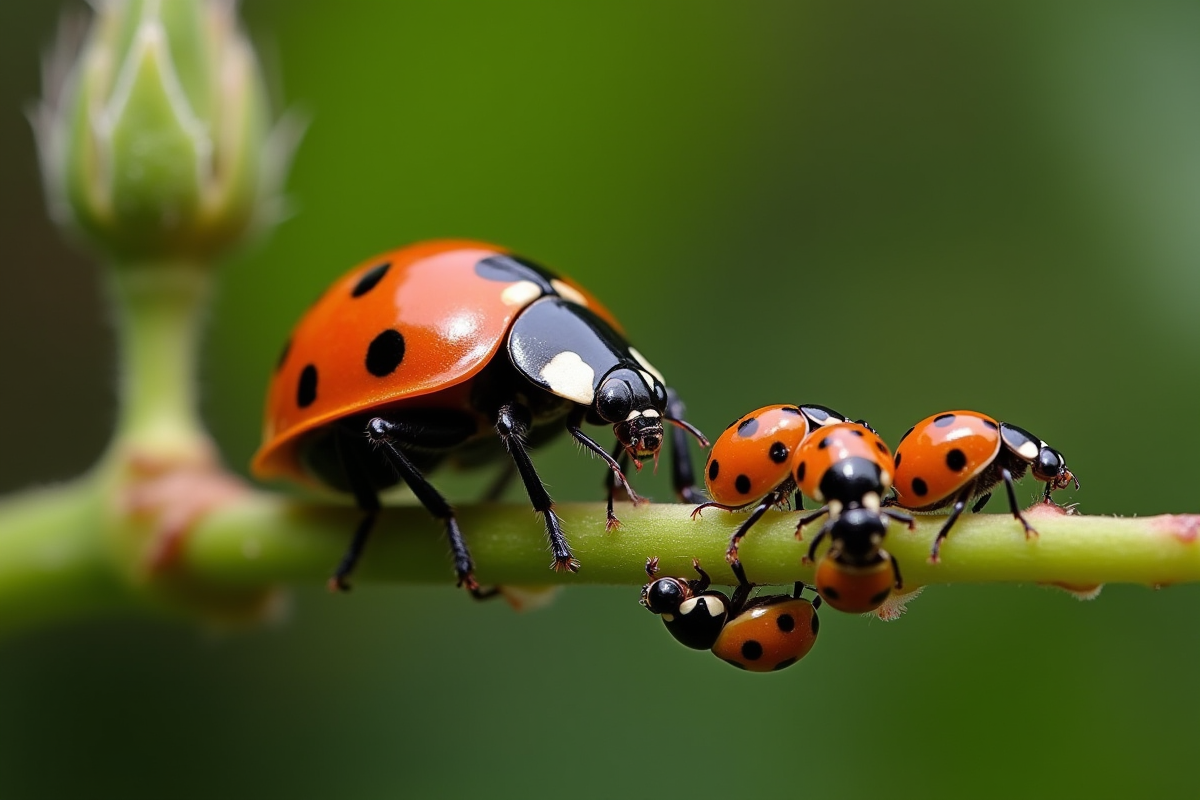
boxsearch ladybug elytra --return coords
[253,240,707,592]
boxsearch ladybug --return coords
[791,422,913,613]
[691,404,849,565]
[886,410,1078,562]
[253,240,708,592]
[640,557,821,672]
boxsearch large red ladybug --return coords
[641,557,821,672]
[253,240,707,592]
[887,410,1078,561]
[791,422,913,613]
[691,404,849,565]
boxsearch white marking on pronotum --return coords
[540,351,595,405]
[642,409,660,418]
[625,410,643,422]
[500,280,542,307]
[679,597,700,615]
[638,370,658,389]
[662,613,676,622]
[629,347,665,384]
[1016,441,1040,460]
[863,492,881,512]
[551,279,588,306]
[704,597,726,617]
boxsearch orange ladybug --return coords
[254,240,707,592]
[792,422,913,613]
[691,404,848,564]
[641,558,821,672]
[888,410,1078,561]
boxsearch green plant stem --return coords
[4,477,1197,637]
[105,263,213,462]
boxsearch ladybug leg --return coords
[971,492,992,513]
[496,403,579,573]
[728,561,754,615]
[601,439,633,531]
[330,429,383,592]
[1001,467,1039,539]
[689,500,741,520]
[794,491,804,511]
[804,518,835,564]
[665,389,705,503]
[480,461,518,502]
[794,505,829,542]
[929,485,974,563]
[725,490,784,567]
[890,551,904,590]
[364,419,480,592]
[883,508,916,530]
[689,558,712,593]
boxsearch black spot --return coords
[365,329,406,377]
[870,588,891,606]
[946,448,968,471]
[722,658,748,670]
[894,452,903,469]
[474,254,556,292]
[795,461,807,482]
[351,262,391,297]
[735,474,752,495]
[818,436,831,449]
[982,418,1000,431]
[737,417,759,437]
[848,427,864,437]
[776,613,795,632]
[934,413,957,427]
[297,364,318,408]
[782,406,802,415]
[810,613,820,635]
[769,442,789,464]
[820,585,840,600]
[773,657,798,671]
[276,339,291,371]
[708,459,720,481]
[912,477,929,497]
[898,426,915,444]
[875,440,888,454]
[740,640,764,661]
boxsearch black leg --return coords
[804,520,833,564]
[568,408,642,524]
[496,403,578,572]
[883,508,915,529]
[601,437,633,531]
[930,484,974,562]
[971,492,992,514]
[689,557,712,593]
[794,505,829,541]
[725,490,783,567]
[890,551,904,589]
[794,490,804,511]
[330,428,382,591]
[480,461,518,502]
[1001,467,1038,538]
[729,560,753,614]
[365,419,479,590]
[666,388,706,503]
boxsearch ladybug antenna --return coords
[666,416,709,448]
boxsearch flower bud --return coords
[32,0,295,261]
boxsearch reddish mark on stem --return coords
[1155,514,1200,544]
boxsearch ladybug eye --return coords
[596,378,634,422]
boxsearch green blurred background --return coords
[2,1,1198,798]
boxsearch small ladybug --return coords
[887,410,1078,561]
[792,422,913,613]
[691,404,849,565]
[641,557,821,672]
[253,240,707,592]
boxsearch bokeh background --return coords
[2,2,1199,798]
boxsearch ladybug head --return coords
[641,575,691,615]
[827,506,888,564]
[595,367,668,459]
[817,457,886,506]
[1032,444,1078,494]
